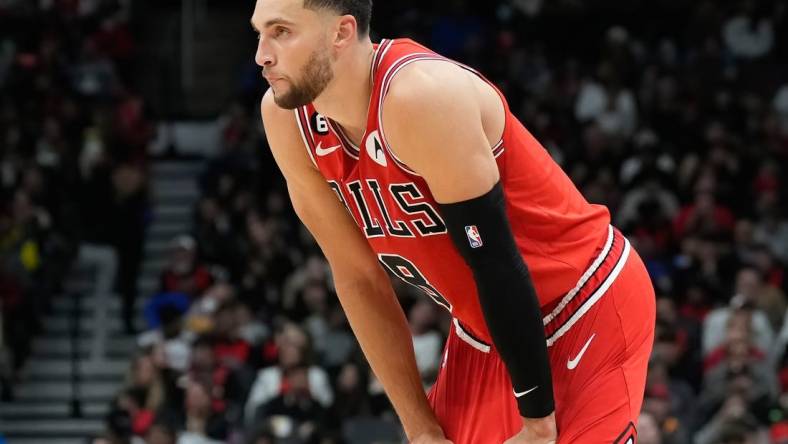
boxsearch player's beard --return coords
[272,45,334,110]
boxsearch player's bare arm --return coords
[382,62,558,443]
[260,89,449,442]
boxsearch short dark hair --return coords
[303,0,372,37]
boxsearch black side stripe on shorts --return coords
[613,422,637,444]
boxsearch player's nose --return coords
[255,38,275,67]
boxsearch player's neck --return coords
[312,40,375,146]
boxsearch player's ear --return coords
[333,14,358,48]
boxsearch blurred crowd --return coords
[3,0,788,443]
[0,0,152,399]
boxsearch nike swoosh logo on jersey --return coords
[513,385,539,398]
[567,333,596,370]
[315,141,341,156]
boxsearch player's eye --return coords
[273,27,290,38]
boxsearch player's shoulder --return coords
[382,59,479,131]
[385,60,472,110]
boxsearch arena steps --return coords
[0,160,203,442]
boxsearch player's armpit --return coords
[260,90,445,440]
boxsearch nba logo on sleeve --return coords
[465,225,483,248]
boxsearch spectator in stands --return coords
[753,210,788,265]
[654,297,703,389]
[234,299,270,348]
[574,60,638,139]
[109,161,148,334]
[638,411,663,444]
[258,364,326,442]
[212,300,252,369]
[722,0,775,60]
[740,263,786,332]
[126,353,165,414]
[694,396,765,444]
[193,195,245,281]
[99,406,134,444]
[703,282,775,358]
[176,378,229,444]
[304,290,354,372]
[408,300,443,384]
[246,428,276,444]
[772,421,788,444]
[70,39,118,99]
[146,422,177,444]
[323,361,370,434]
[282,255,331,320]
[642,359,694,444]
[159,235,213,299]
[616,175,680,236]
[751,244,788,296]
[245,323,333,426]
[0,204,38,377]
[674,191,736,239]
[139,305,192,374]
[239,210,295,312]
[696,315,778,438]
[768,307,788,394]
[202,302,258,426]
[704,308,771,374]
[116,386,155,438]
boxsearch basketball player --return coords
[252,0,655,442]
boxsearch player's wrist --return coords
[401,406,445,441]
[521,411,557,438]
[409,425,447,443]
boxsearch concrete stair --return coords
[0,160,203,441]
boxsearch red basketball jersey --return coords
[293,39,611,342]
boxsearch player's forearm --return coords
[439,182,555,419]
[334,273,443,439]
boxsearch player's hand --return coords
[411,430,453,444]
[504,412,557,444]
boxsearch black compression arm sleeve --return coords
[438,182,554,418]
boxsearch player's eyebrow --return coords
[251,17,296,32]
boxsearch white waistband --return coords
[453,318,491,353]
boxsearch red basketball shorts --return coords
[427,226,655,443]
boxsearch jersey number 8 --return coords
[379,254,452,311]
